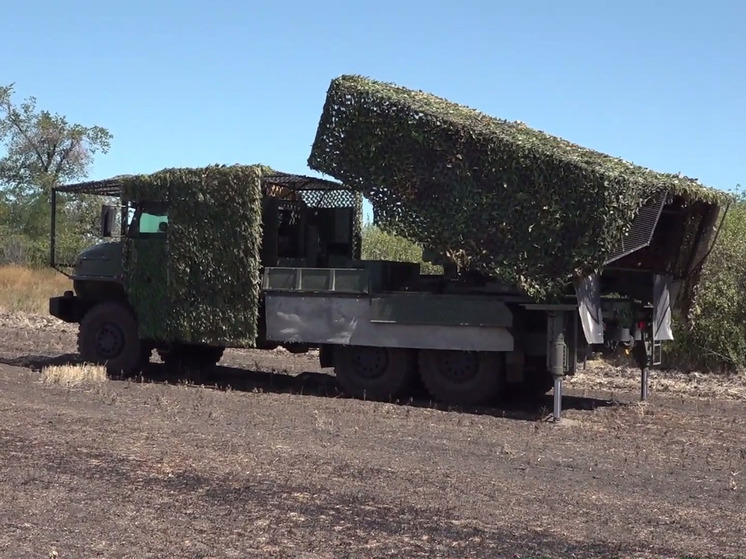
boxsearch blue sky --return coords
[2,0,744,221]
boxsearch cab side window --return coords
[139,212,168,234]
[127,203,168,238]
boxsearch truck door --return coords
[122,201,169,340]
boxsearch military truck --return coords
[47,164,725,420]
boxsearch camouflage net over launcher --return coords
[121,164,266,346]
[308,75,731,299]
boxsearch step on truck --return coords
[48,166,724,421]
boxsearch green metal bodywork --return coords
[72,241,123,282]
[262,267,371,294]
[369,293,513,327]
[261,260,421,295]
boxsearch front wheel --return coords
[78,302,148,377]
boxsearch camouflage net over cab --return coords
[308,75,730,299]
[121,164,265,346]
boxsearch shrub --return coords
[361,224,442,275]
[665,190,746,372]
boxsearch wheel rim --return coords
[351,347,389,379]
[94,322,125,359]
[438,351,479,383]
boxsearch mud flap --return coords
[575,274,603,345]
[653,274,679,342]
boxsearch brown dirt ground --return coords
[0,311,745,558]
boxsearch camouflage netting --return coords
[121,164,266,346]
[308,75,732,299]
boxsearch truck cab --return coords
[49,170,363,375]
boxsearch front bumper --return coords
[49,291,85,323]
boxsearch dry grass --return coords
[568,359,746,401]
[41,363,107,387]
[0,265,72,314]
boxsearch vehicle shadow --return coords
[3,353,617,422]
[0,353,86,370]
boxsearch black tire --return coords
[78,302,148,377]
[418,350,504,406]
[333,345,416,401]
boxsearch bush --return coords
[361,224,442,275]
[0,189,102,268]
[665,190,746,372]
[0,232,47,267]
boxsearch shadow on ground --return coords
[1,352,85,369]
[1,352,618,422]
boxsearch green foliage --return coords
[0,83,112,267]
[0,208,95,268]
[666,190,746,372]
[361,224,442,274]
[122,164,265,346]
[0,84,112,192]
[309,75,731,300]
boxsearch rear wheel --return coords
[418,350,504,406]
[333,345,416,401]
[78,302,148,377]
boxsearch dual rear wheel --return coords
[333,345,507,406]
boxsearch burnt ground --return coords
[0,312,745,558]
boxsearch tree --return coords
[0,83,112,264]
[0,83,112,193]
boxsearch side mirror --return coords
[101,205,118,238]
